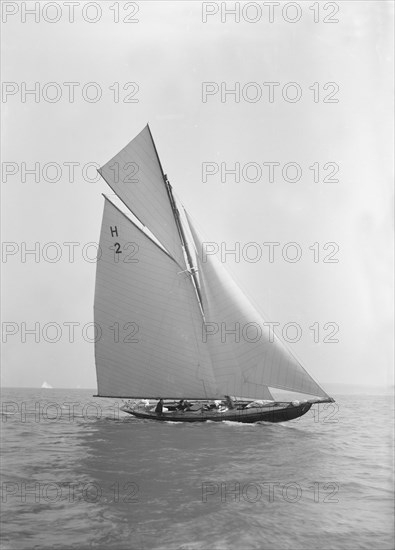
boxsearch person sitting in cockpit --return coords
[176,399,186,411]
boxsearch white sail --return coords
[95,127,332,406]
[94,198,218,399]
[185,214,330,400]
[98,125,186,268]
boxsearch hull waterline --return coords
[122,402,313,423]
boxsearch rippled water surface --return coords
[1,389,394,549]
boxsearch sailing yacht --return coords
[94,125,334,423]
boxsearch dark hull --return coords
[122,402,313,423]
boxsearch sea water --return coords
[1,388,393,549]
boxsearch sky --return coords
[1,1,394,390]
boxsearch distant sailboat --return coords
[41,381,53,389]
[94,125,334,423]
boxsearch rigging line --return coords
[146,123,167,182]
[183,264,214,400]
[94,395,221,400]
[147,124,205,313]
[146,123,184,242]
[176,201,205,311]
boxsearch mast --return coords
[147,124,204,313]
[165,176,204,311]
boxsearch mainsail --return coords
[94,198,217,398]
[94,125,331,402]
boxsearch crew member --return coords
[155,398,164,415]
